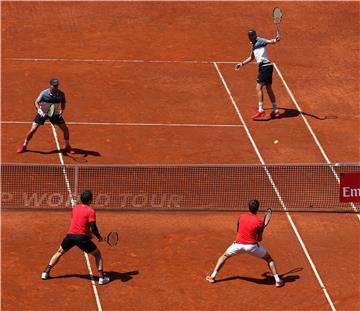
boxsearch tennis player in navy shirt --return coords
[16,79,75,154]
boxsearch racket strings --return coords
[48,104,55,117]
[264,214,271,225]
[106,232,118,246]
[273,8,283,24]
[264,209,272,226]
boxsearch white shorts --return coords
[225,242,267,258]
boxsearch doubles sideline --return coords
[272,63,359,219]
[50,124,103,311]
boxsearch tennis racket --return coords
[263,208,272,228]
[272,7,283,40]
[104,231,118,247]
[41,103,56,117]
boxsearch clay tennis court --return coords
[1,1,359,311]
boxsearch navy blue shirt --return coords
[36,88,66,104]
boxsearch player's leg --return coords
[42,234,78,280]
[17,120,42,153]
[252,83,266,119]
[41,246,68,280]
[263,65,279,118]
[246,243,284,287]
[266,83,276,104]
[206,242,243,283]
[54,118,75,154]
[262,252,284,287]
[24,122,41,144]
[88,248,110,285]
[266,83,280,118]
[73,234,110,285]
[206,253,231,283]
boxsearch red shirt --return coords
[235,213,264,244]
[68,204,96,237]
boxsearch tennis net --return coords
[1,163,359,212]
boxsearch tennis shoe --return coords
[16,145,27,153]
[205,276,216,283]
[270,110,280,118]
[65,146,76,155]
[252,111,266,120]
[99,276,110,285]
[275,279,284,288]
[41,272,49,280]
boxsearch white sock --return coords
[210,271,217,278]
[274,274,281,282]
[272,102,278,111]
[23,139,28,146]
[258,102,264,112]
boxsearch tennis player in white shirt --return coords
[236,29,281,120]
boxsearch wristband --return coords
[37,108,45,117]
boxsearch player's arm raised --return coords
[235,51,255,71]
[266,37,280,45]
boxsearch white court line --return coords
[3,57,240,64]
[213,62,337,311]
[1,120,243,128]
[50,124,103,311]
[273,63,359,219]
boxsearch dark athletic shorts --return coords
[257,64,273,84]
[61,234,97,253]
[34,113,66,125]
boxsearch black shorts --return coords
[34,113,66,125]
[257,64,273,84]
[61,234,97,253]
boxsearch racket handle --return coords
[275,24,281,40]
[235,63,242,71]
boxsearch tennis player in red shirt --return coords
[206,200,284,287]
[41,190,110,285]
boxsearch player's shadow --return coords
[214,267,302,286]
[49,270,139,284]
[255,108,337,122]
[26,148,101,160]
[107,270,139,283]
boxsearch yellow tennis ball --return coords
[274,139,279,144]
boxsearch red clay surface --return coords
[2,2,359,311]
[4,211,355,311]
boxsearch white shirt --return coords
[252,37,271,65]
